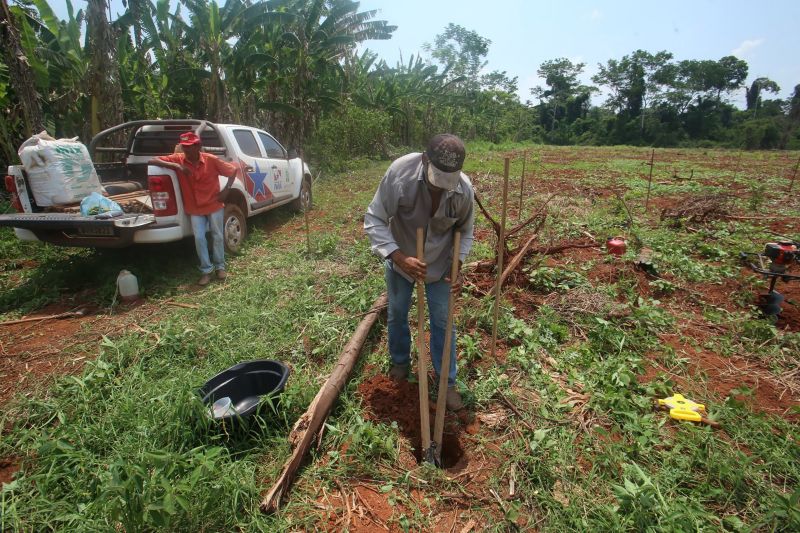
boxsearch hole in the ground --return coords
[358,373,467,469]
[409,431,464,468]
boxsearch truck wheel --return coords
[223,204,247,255]
[291,176,312,213]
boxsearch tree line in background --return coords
[1,0,799,172]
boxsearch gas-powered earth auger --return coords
[740,240,800,315]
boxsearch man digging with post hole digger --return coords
[148,132,238,286]
[365,134,475,411]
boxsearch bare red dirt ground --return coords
[0,456,19,485]
[0,299,159,406]
[314,483,403,532]
[641,333,799,421]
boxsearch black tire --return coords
[223,204,247,255]
[291,176,312,213]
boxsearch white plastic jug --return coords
[117,270,140,302]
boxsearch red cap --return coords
[179,132,201,146]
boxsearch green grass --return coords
[1,148,799,531]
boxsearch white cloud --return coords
[590,9,603,20]
[731,38,764,57]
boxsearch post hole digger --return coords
[416,228,462,467]
[740,239,800,315]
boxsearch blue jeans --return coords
[385,261,457,386]
[190,209,225,274]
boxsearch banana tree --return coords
[86,0,124,137]
[173,0,237,122]
[275,0,394,146]
[0,0,44,140]
[19,0,88,137]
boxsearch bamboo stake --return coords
[788,154,800,193]
[432,231,461,464]
[260,292,388,513]
[415,228,432,460]
[518,150,527,220]
[490,159,510,359]
[304,205,312,256]
[732,149,743,181]
[644,148,654,212]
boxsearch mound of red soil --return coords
[357,374,465,468]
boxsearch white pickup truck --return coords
[0,120,312,253]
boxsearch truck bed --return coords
[44,190,153,214]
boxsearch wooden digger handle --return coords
[416,228,432,452]
[432,231,461,458]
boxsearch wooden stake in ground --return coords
[490,159,510,359]
[788,154,800,193]
[432,231,461,466]
[733,149,743,181]
[415,228,433,462]
[260,292,388,513]
[299,148,312,256]
[518,150,527,221]
[644,148,655,212]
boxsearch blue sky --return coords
[358,0,800,107]
[50,0,800,108]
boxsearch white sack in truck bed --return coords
[18,132,104,206]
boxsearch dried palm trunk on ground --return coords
[260,293,388,513]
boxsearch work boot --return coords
[198,273,212,286]
[388,363,409,381]
[216,269,227,281]
[446,387,464,411]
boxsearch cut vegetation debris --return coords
[0,145,798,531]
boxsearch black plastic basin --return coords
[199,360,290,422]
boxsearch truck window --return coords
[233,129,263,158]
[258,132,287,159]
[131,130,222,155]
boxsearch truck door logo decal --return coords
[244,161,273,202]
[273,169,282,191]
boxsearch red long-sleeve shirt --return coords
[158,152,238,215]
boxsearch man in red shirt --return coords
[148,132,238,285]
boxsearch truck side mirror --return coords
[287,148,298,159]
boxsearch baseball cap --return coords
[179,132,201,146]
[425,134,465,191]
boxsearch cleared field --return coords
[1,144,798,531]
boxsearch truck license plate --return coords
[77,226,114,237]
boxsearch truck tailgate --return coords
[0,212,156,246]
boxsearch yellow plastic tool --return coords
[657,393,706,423]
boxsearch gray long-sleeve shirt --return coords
[364,152,475,283]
